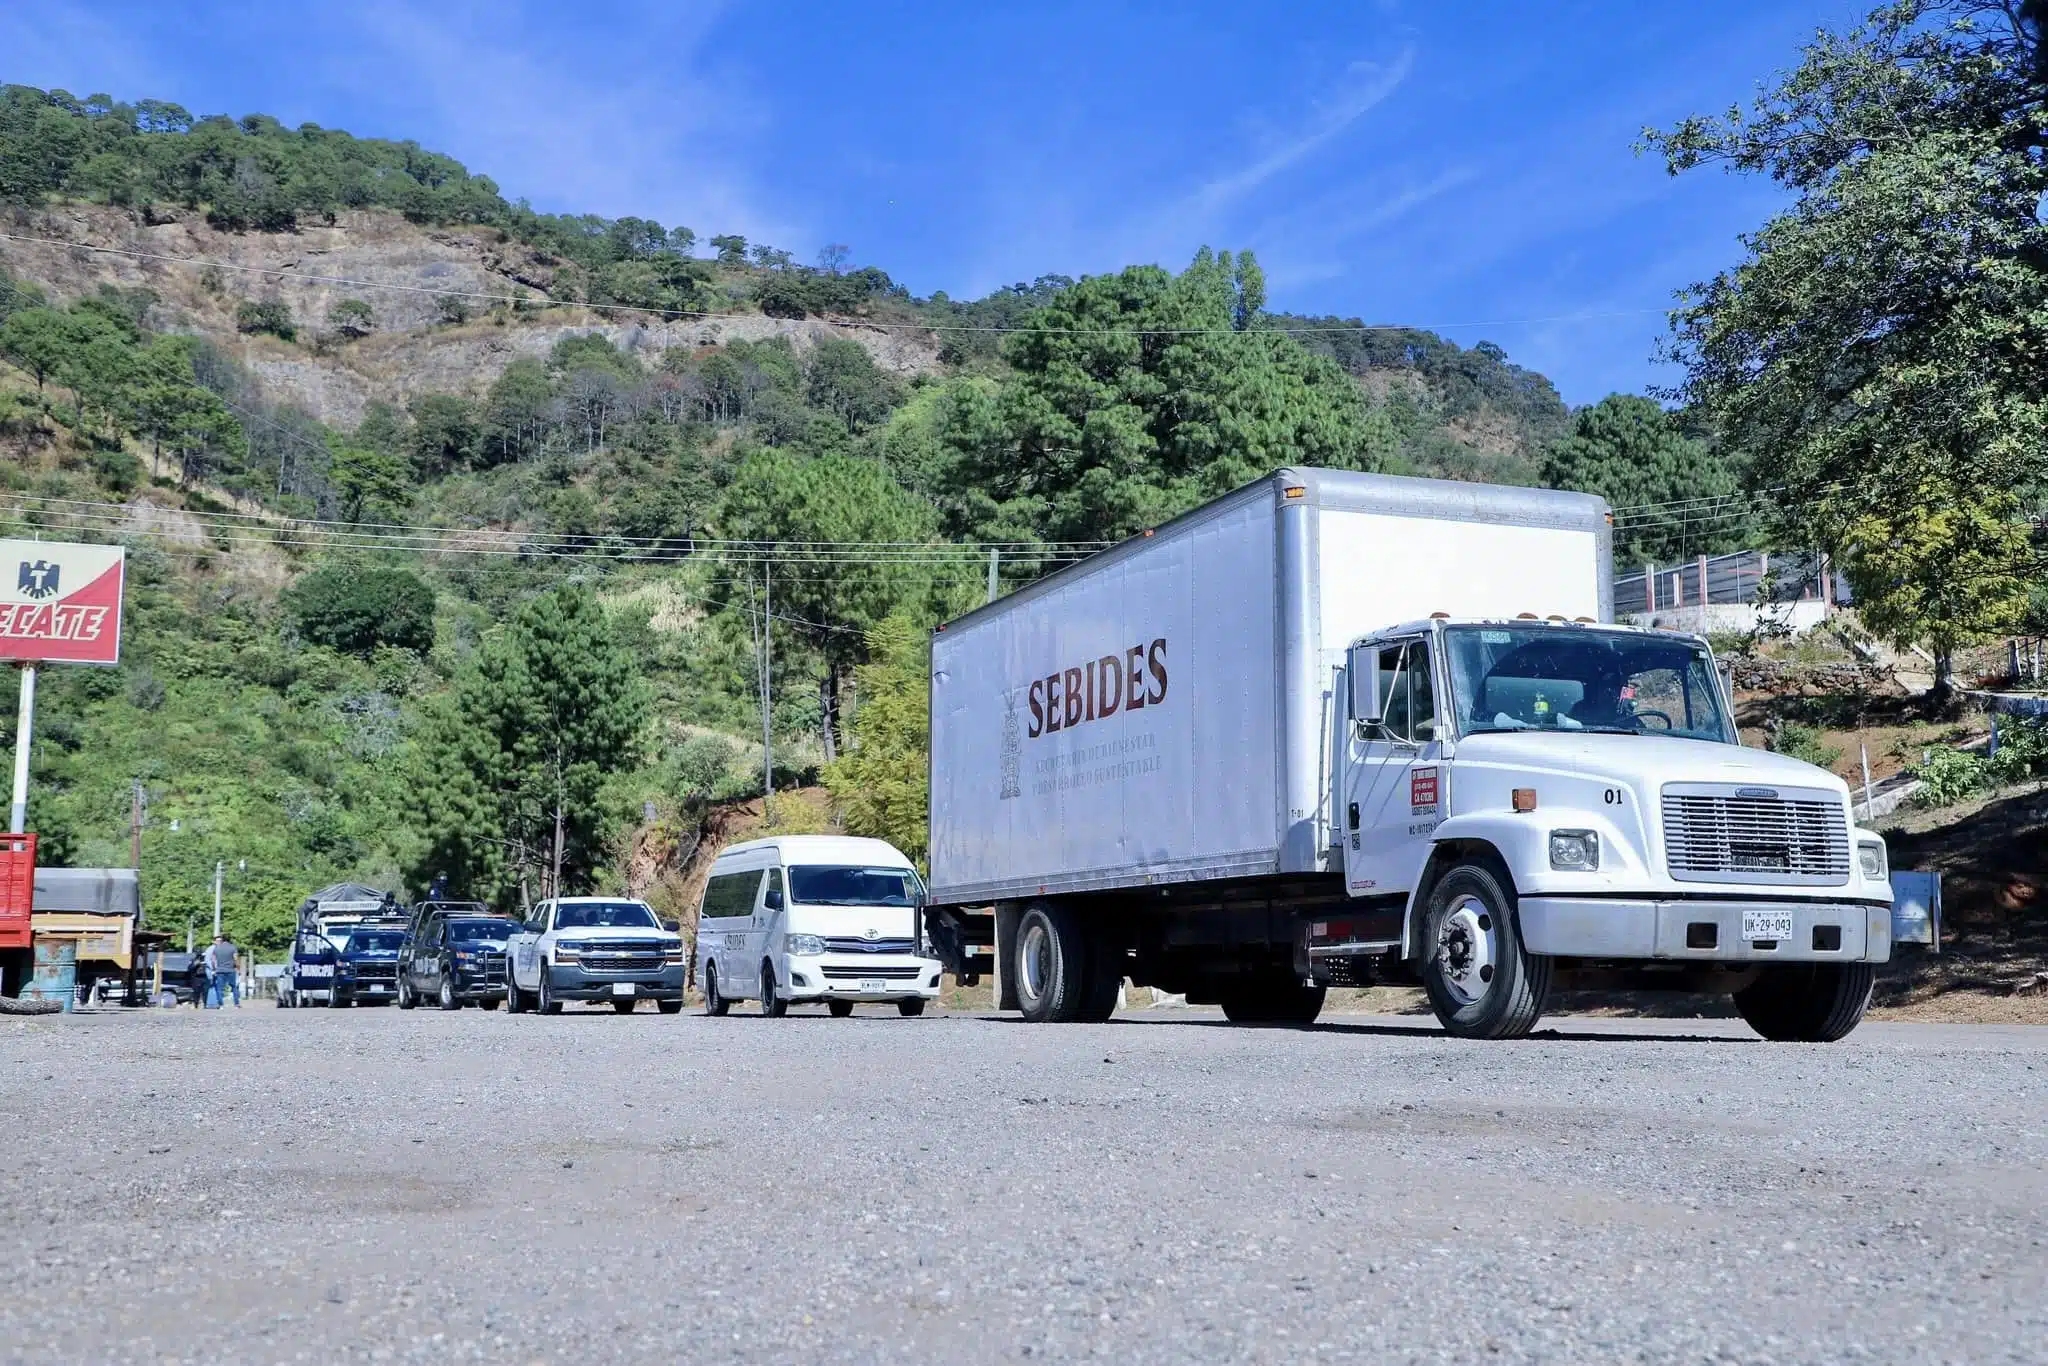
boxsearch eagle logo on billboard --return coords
[17,560,58,600]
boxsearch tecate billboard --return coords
[0,540,125,666]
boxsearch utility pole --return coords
[213,860,223,939]
[8,664,35,835]
[130,780,144,869]
[760,559,774,816]
[986,546,999,604]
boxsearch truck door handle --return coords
[1348,801,1360,830]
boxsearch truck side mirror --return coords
[764,887,784,911]
[1351,650,1384,725]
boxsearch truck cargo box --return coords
[928,468,1610,905]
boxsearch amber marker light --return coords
[1512,788,1538,813]
[1283,485,1307,500]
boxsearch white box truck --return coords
[924,468,1914,1041]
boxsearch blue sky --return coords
[3,0,1862,404]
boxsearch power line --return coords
[0,230,1669,339]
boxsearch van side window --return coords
[701,871,763,921]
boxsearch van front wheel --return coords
[1420,861,1550,1040]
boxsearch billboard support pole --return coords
[8,664,34,835]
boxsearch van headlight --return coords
[1548,829,1600,871]
[786,934,826,958]
[1858,841,1887,881]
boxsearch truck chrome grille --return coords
[580,953,666,972]
[1661,785,1850,885]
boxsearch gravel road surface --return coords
[0,1003,2042,1364]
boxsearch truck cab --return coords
[503,897,685,1015]
[1322,616,1893,1039]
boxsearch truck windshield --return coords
[788,866,920,907]
[1443,626,1731,743]
[447,919,511,942]
[347,931,404,952]
[555,902,658,929]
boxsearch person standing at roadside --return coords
[206,935,241,1008]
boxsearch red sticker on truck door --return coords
[1410,767,1439,812]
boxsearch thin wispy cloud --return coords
[321,1,792,246]
[1188,46,1416,216]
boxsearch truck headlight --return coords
[554,941,585,960]
[1548,829,1600,871]
[786,934,826,958]
[1858,841,1887,881]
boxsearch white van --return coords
[695,835,942,1017]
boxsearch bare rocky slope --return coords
[0,204,944,428]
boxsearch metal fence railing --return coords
[1612,550,1853,620]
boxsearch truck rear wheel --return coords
[1013,903,1115,1023]
[1733,963,1874,1042]
[1420,860,1550,1040]
[397,977,416,1010]
[1219,979,1326,1025]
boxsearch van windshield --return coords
[1443,625,1731,743]
[788,866,920,907]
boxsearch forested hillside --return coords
[0,79,1740,949]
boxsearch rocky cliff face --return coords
[0,205,943,428]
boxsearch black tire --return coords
[1734,963,1875,1042]
[827,999,854,1018]
[1219,979,1327,1026]
[897,998,926,1018]
[703,963,730,1017]
[330,989,351,1009]
[1418,860,1550,1040]
[396,977,416,1010]
[612,998,636,1014]
[537,967,563,1016]
[759,961,787,1018]
[438,973,459,1011]
[504,975,525,1014]
[657,999,683,1015]
[1012,902,1113,1023]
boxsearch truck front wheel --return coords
[1734,963,1874,1042]
[1420,861,1550,1040]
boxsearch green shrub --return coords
[1914,747,1988,808]
[282,564,436,655]
[1770,720,1843,771]
[234,298,295,341]
[1986,716,2048,786]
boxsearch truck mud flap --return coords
[1889,871,1941,951]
